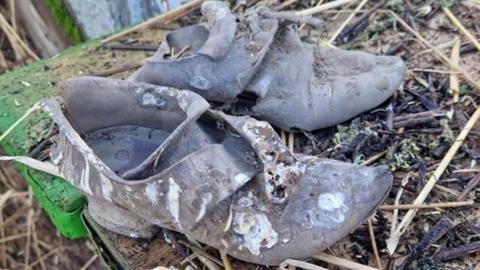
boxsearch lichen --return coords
[333,118,376,147]
[24,110,55,152]
[385,138,421,171]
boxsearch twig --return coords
[336,1,385,45]
[435,241,480,262]
[314,253,378,270]
[397,218,455,270]
[279,259,328,270]
[389,11,480,93]
[393,111,443,122]
[102,43,159,51]
[101,0,204,44]
[460,43,476,55]
[393,114,440,129]
[457,174,480,201]
[450,38,461,103]
[442,7,480,53]
[92,61,143,77]
[294,0,355,17]
[387,105,480,253]
[329,0,369,44]
[379,200,474,210]
[367,218,383,270]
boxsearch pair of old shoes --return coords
[41,1,403,266]
[130,1,406,131]
[43,77,392,265]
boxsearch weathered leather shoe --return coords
[131,1,406,132]
[43,76,392,265]
[129,1,278,103]
[245,27,407,131]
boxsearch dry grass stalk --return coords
[294,0,355,17]
[27,249,58,269]
[0,50,8,70]
[31,222,47,270]
[178,240,224,267]
[328,0,369,44]
[316,0,325,7]
[0,12,38,61]
[389,11,480,93]
[79,254,98,270]
[389,172,409,252]
[288,133,294,152]
[0,201,6,269]
[279,259,328,270]
[411,68,459,74]
[450,38,461,103]
[314,253,378,270]
[0,232,28,244]
[0,190,14,208]
[0,156,63,178]
[101,0,204,44]
[24,208,33,270]
[220,252,232,270]
[367,218,382,270]
[362,150,387,165]
[281,130,287,145]
[453,168,480,173]
[379,200,474,210]
[442,7,480,52]
[274,0,299,11]
[195,254,220,270]
[9,0,16,31]
[435,184,462,197]
[387,105,480,253]
[0,11,25,61]
[0,102,40,144]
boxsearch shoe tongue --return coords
[197,1,237,60]
[166,25,209,53]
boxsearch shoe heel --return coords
[87,197,157,239]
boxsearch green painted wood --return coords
[0,41,101,238]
